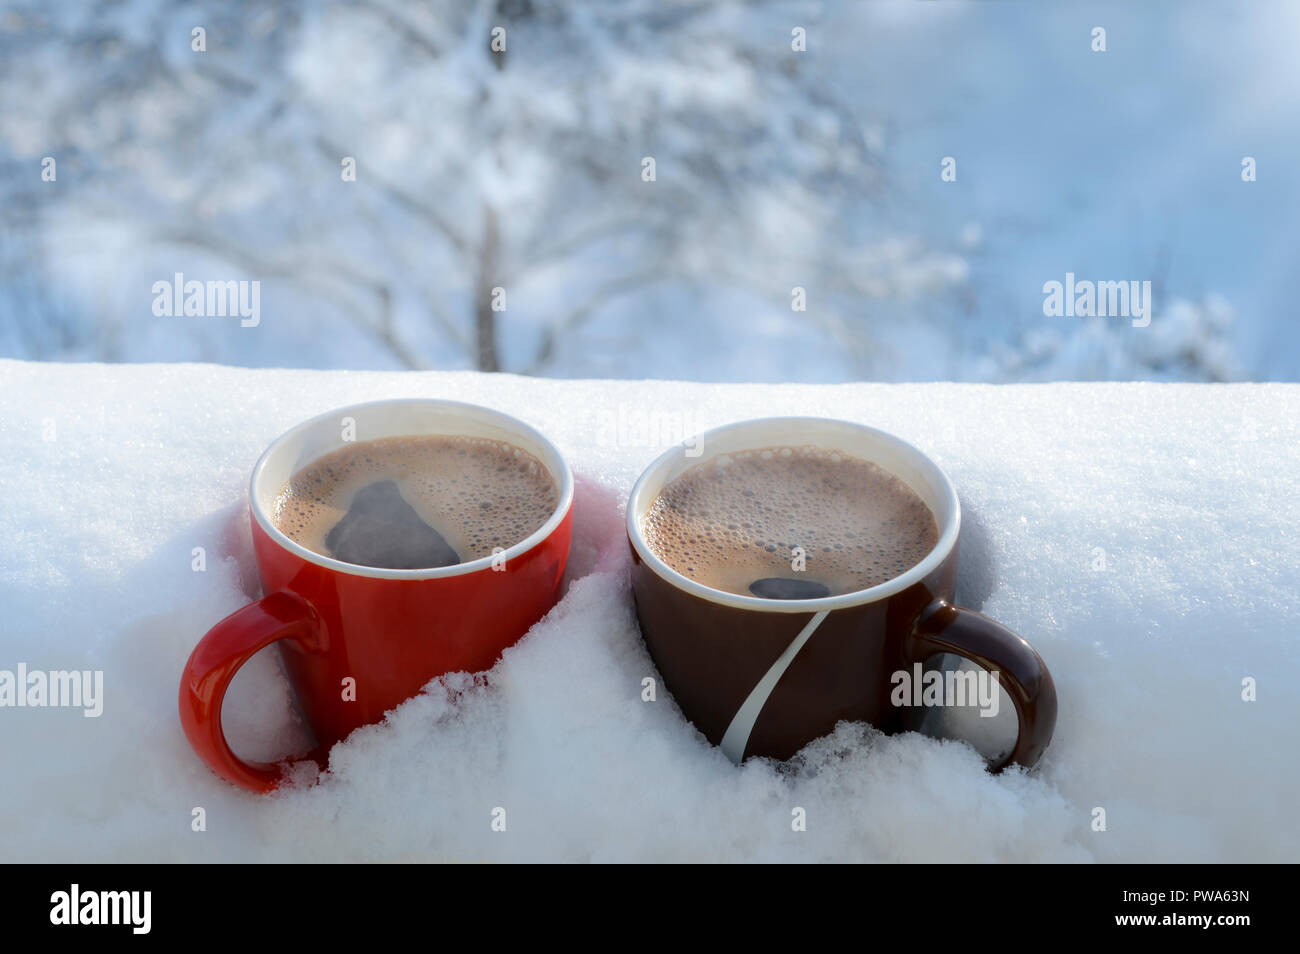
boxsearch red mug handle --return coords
[178,591,324,793]
[909,599,1057,771]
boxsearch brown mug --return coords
[626,417,1057,770]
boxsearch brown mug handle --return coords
[908,600,1057,771]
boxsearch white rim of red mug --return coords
[248,398,575,581]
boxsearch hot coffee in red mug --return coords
[179,399,574,793]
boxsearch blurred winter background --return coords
[1,0,1296,383]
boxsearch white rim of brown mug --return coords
[626,417,962,614]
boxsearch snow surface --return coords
[1,359,1296,862]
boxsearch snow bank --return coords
[0,359,1296,862]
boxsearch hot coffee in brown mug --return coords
[626,417,1057,770]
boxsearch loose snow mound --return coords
[0,360,1295,861]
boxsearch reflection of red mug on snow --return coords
[179,399,573,793]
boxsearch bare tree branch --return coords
[526,267,672,373]
[150,226,428,368]
[349,0,444,58]
[314,136,470,254]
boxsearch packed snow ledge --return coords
[1,359,1296,862]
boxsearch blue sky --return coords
[825,0,1299,380]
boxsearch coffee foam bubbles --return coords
[640,445,939,598]
[272,434,558,566]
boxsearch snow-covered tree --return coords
[0,0,967,373]
[978,294,1242,383]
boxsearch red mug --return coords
[179,399,574,793]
